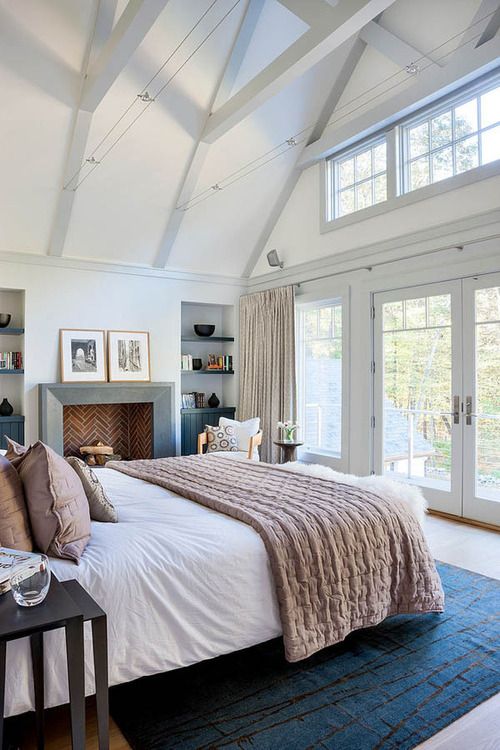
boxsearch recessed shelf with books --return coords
[0,288,25,449]
[180,301,237,453]
[180,370,234,375]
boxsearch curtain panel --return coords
[239,286,297,463]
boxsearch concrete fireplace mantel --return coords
[39,383,175,458]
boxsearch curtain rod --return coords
[262,232,500,290]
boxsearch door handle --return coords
[466,396,473,425]
[453,395,460,424]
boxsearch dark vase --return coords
[0,398,14,416]
[208,393,220,408]
[192,358,203,371]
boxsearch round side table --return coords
[273,440,303,464]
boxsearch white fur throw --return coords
[282,462,427,528]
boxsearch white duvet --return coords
[5,468,281,717]
[5,460,426,717]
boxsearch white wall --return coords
[252,164,500,276]
[0,258,243,449]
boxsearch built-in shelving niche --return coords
[0,288,25,448]
[180,300,237,413]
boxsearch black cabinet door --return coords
[180,408,236,455]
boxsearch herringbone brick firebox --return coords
[63,403,153,460]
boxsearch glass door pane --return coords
[463,275,500,525]
[382,294,452,488]
[374,281,462,516]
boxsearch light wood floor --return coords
[13,514,500,750]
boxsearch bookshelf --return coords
[180,302,236,454]
[0,289,25,448]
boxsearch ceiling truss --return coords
[48,0,170,257]
[153,0,266,269]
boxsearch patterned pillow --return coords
[205,424,238,453]
[66,456,118,523]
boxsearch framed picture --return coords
[60,329,107,383]
[108,331,150,382]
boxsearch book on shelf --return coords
[181,354,193,370]
[181,392,207,409]
[206,354,232,371]
[0,547,43,594]
[0,351,23,370]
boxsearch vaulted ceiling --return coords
[0,0,498,279]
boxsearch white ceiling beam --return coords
[459,0,500,47]
[49,0,170,257]
[243,37,366,278]
[298,33,500,169]
[359,20,443,68]
[81,0,170,113]
[276,0,337,27]
[48,0,118,257]
[212,0,267,109]
[153,0,265,268]
[201,0,397,143]
[476,3,500,46]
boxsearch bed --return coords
[5,458,443,717]
[5,466,281,717]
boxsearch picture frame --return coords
[60,329,107,383]
[107,330,150,382]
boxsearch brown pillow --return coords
[0,455,33,551]
[66,457,118,523]
[16,442,91,563]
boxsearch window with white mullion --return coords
[331,137,387,219]
[403,78,500,192]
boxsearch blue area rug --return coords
[110,563,500,749]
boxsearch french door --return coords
[373,272,500,526]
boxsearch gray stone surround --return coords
[39,383,175,458]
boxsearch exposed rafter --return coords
[298,33,500,169]
[476,2,500,46]
[153,0,265,269]
[243,37,367,278]
[48,0,170,257]
[460,0,500,47]
[201,0,397,143]
[276,0,337,27]
[359,20,443,68]
[81,0,170,113]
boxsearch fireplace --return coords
[39,383,175,458]
[63,402,153,460]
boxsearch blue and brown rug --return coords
[110,563,500,749]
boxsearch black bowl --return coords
[194,324,215,337]
[0,314,12,328]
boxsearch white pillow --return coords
[219,416,260,452]
[0,449,6,456]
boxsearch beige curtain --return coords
[239,286,297,463]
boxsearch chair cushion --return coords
[205,424,239,453]
[66,456,118,523]
[16,442,91,563]
[218,416,260,451]
[0,455,33,551]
